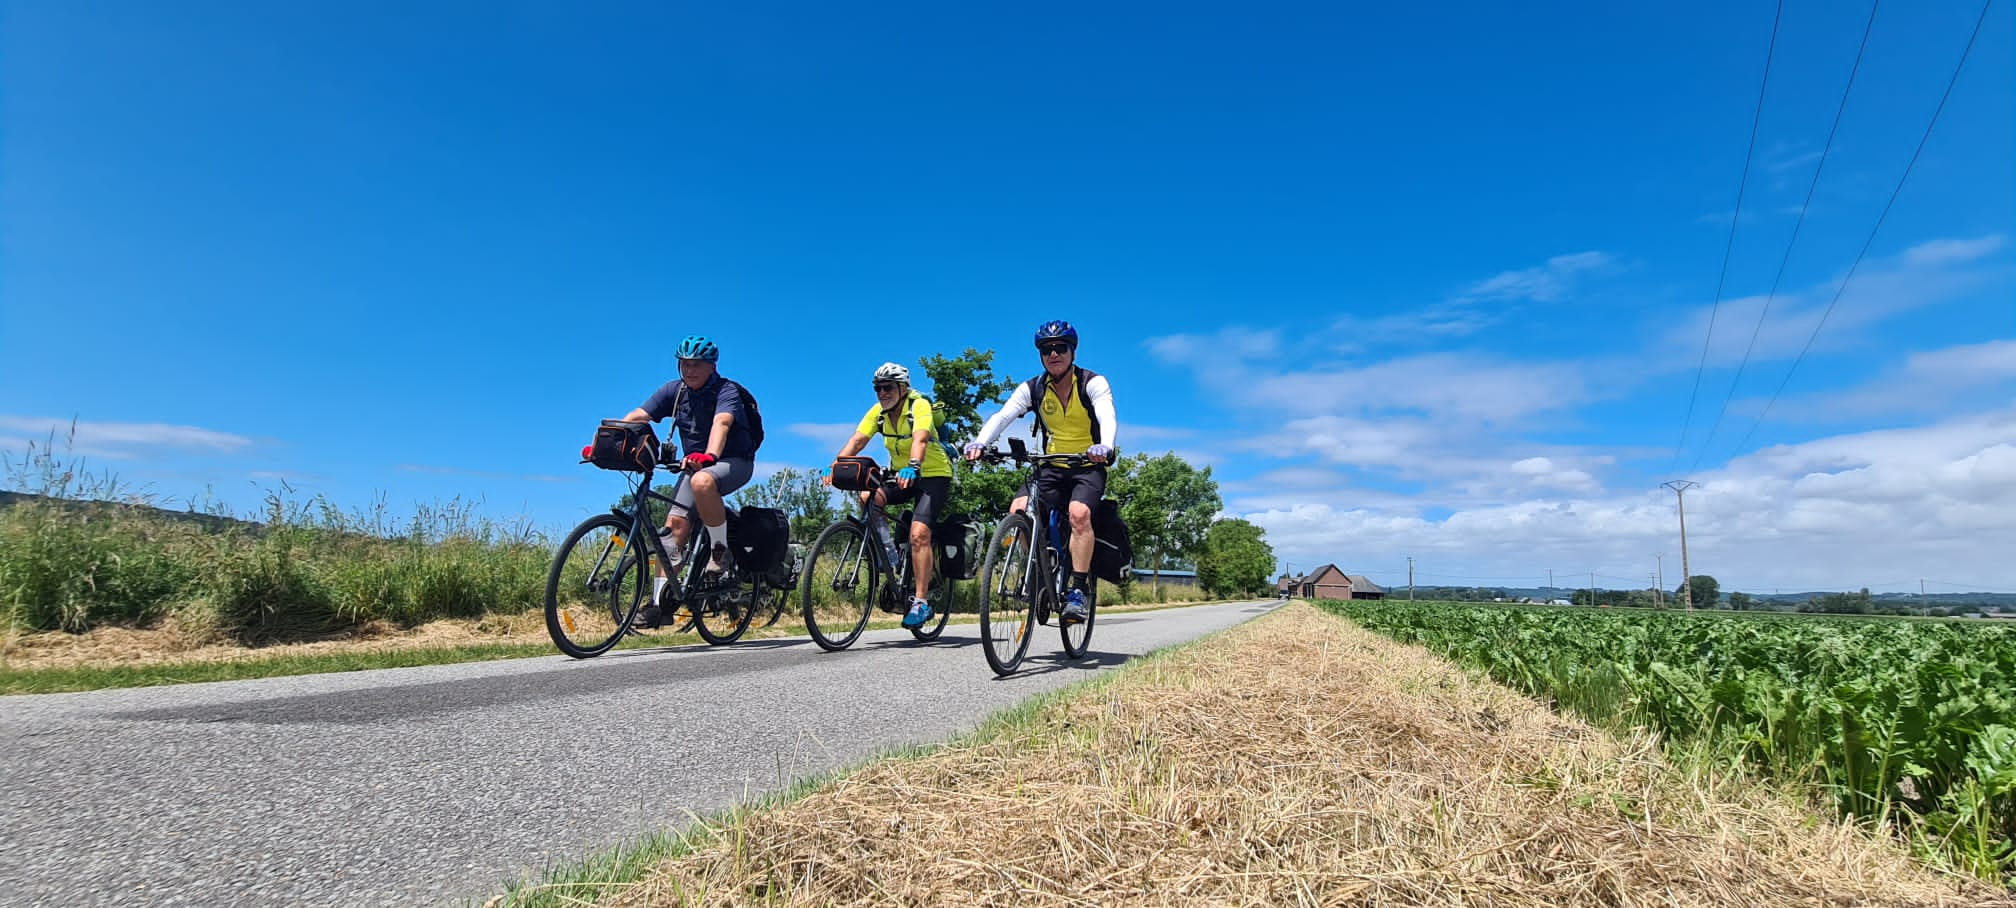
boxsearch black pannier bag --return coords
[829,456,881,492]
[1089,498,1133,584]
[936,515,983,580]
[588,420,660,472]
[727,506,791,574]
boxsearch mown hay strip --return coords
[588,603,2004,907]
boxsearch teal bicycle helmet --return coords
[675,335,719,362]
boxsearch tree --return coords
[1675,575,1720,608]
[735,467,841,543]
[1196,518,1275,598]
[1107,453,1220,595]
[1728,591,1754,611]
[917,348,1022,520]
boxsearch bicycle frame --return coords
[825,478,929,605]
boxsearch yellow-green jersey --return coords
[857,392,955,478]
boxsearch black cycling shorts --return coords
[1034,464,1105,516]
[883,476,952,529]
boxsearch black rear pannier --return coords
[728,506,791,574]
[588,420,660,472]
[1089,498,1133,584]
[936,515,983,580]
[829,456,881,492]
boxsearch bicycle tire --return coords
[908,570,953,641]
[692,587,755,645]
[978,512,1037,675]
[1060,579,1097,659]
[801,520,877,651]
[545,513,647,659]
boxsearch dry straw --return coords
[587,604,2005,907]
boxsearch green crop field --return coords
[1322,600,2016,886]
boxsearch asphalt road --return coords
[0,599,1279,907]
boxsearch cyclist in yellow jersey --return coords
[828,362,956,628]
[964,320,1117,625]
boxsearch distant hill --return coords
[0,490,260,534]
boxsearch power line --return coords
[1672,0,1786,473]
[1729,0,1997,459]
[1691,0,1882,471]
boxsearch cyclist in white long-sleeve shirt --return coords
[964,320,1117,625]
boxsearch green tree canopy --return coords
[1196,518,1275,598]
[1675,575,1721,608]
[1108,453,1219,589]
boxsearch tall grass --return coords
[1,431,550,643]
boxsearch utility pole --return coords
[1656,554,1665,608]
[1591,571,1597,607]
[1663,480,1699,610]
[1547,568,1553,591]
[1651,572,1660,608]
[1408,557,1414,601]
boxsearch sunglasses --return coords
[1037,343,1072,356]
[873,382,900,392]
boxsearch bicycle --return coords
[973,438,1102,675]
[545,430,792,659]
[799,464,954,651]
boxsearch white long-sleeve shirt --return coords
[973,371,1118,454]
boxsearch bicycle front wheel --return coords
[801,521,877,651]
[545,514,647,659]
[1060,580,1097,659]
[978,512,1037,675]
[908,570,953,642]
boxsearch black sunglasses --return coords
[873,382,900,392]
[1037,343,1072,356]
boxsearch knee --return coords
[690,472,717,495]
[1068,502,1093,530]
[1010,496,1028,514]
[909,523,932,547]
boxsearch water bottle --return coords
[870,513,899,567]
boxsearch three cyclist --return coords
[964,320,1118,625]
[826,362,956,629]
[620,335,759,629]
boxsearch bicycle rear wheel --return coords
[545,514,647,659]
[1060,580,1097,659]
[692,588,755,644]
[978,513,1037,675]
[801,521,877,651]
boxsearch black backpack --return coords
[676,378,766,454]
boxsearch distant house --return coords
[1293,565,1386,600]
[1131,568,1200,589]
[1344,574,1386,600]
[1276,572,1306,598]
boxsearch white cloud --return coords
[1763,338,2016,418]
[785,422,860,449]
[1243,408,2016,592]
[0,416,253,460]
[1456,251,1612,303]
[1657,235,2011,370]
[1903,235,2006,267]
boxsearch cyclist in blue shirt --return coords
[620,335,757,627]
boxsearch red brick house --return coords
[1289,564,1386,600]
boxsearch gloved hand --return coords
[682,452,718,471]
[1085,444,1114,463]
[963,442,985,461]
[897,463,920,482]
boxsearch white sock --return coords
[653,576,668,601]
[706,521,729,558]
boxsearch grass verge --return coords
[483,603,2001,907]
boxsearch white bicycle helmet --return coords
[872,362,910,385]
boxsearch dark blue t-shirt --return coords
[640,373,756,459]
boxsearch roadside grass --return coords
[483,603,2000,907]
[0,596,1244,695]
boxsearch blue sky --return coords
[5,1,2013,593]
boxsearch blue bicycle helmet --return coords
[1033,320,1077,349]
[675,335,719,362]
